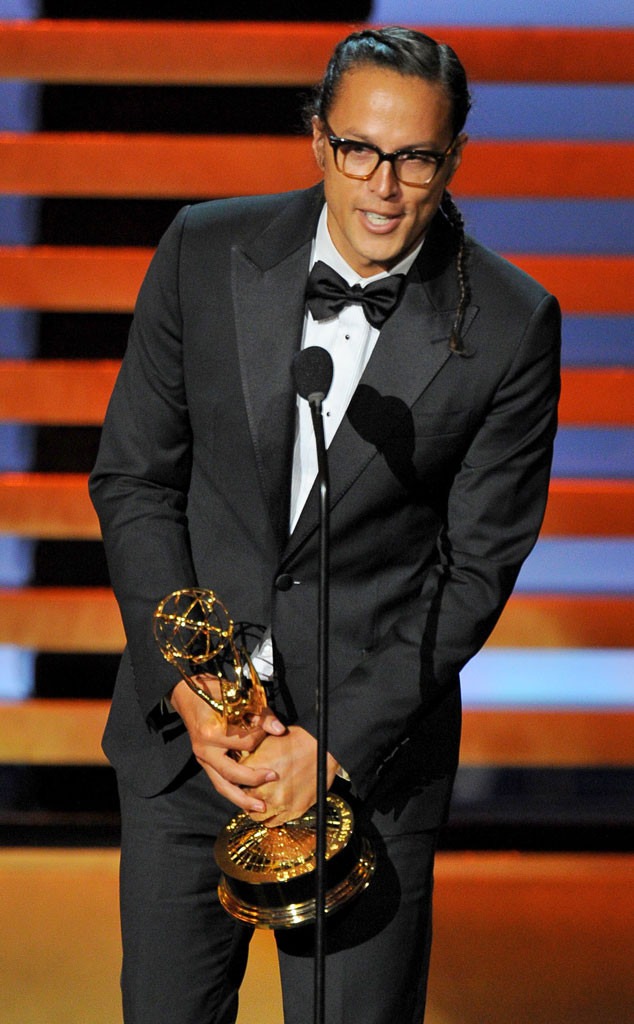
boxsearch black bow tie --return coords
[305,260,405,330]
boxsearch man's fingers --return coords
[196,745,276,786]
[203,763,268,815]
[258,707,287,736]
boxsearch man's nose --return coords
[369,157,400,196]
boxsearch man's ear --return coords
[311,115,327,172]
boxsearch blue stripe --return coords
[0,310,38,359]
[467,85,633,140]
[461,649,634,708]
[0,536,35,586]
[0,423,35,471]
[516,539,634,594]
[0,647,36,701]
[371,0,634,27]
[459,200,633,255]
[0,0,42,704]
[553,428,634,477]
[562,317,634,367]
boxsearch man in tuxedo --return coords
[89,26,560,1024]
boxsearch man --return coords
[90,26,560,1024]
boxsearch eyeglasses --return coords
[323,122,458,188]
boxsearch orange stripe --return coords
[0,133,320,199]
[0,699,109,764]
[507,256,634,314]
[0,587,125,652]
[0,246,151,312]
[2,473,631,540]
[0,701,630,766]
[0,135,630,200]
[434,27,634,84]
[457,142,634,200]
[0,359,119,424]
[460,710,634,767]
[0,473,99,539]
[3,362,630,427]
[543,479,634,537]
[0,588,629,652]
[489,594,633,649]
[559,369,634,426]
[0,22,631,84]
[0,248,631,315]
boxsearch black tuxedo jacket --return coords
[90,183,560,833]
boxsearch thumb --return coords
[256,707,287,736]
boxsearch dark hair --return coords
[308,26,471,137]
[308,27,473,353]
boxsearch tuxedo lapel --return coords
[231,186,323,547]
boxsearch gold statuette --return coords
[153,587,375,929]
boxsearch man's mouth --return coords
[363,211,398,225]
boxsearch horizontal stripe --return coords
[553,428,634,477]
[2,474,631,540]
[0,359,120,424]
[506,256,632,313]
[544,479,634,537]
[2,699,631,766]
[516,539,634,594]
[1,136,630,200]
[2,22,632,84]
[461,200,634,255]
[0,423,34,472]
[0,195,39,245]
[562,316,634,366]
[489,594,632,647]
[2,362,629,427]
[0,472,101,538]
[0,588,630,651]
[558,369,633,426]
[0,309,37,357]
[468,84,633,140]
[0,80,39,132]
[0,646,34,701]
[461,649,634,708]
[1,248,628,314]
[0,535,33,586]
[373,0,634,27]
[0,697,109,761]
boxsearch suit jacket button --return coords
[274,573,295,591]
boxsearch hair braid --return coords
[441,191,470,355]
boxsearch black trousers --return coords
[118,762,437,1024]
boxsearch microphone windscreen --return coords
[292,346,334,402]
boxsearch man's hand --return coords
[169,678,286,816]
[242,725,338,828]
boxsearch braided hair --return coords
[441,191,471,355]
[307,27,473,354]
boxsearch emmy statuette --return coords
[153,587,375,928]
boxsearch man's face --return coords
[312,67,466,278]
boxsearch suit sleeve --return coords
[303,291,562,795]
[89,207,199,722]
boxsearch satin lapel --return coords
[284,252,478,562]
[231,189,323,547]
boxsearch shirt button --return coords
[274,573,295,591]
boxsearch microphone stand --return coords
[308,391,329,1024]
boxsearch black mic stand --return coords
[291,345,334,1024]
[307,389,330,1024]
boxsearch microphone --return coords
[292,346,334,407]
[291,343,333,1024]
